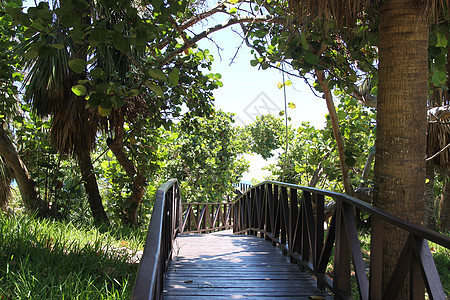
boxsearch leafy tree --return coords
[267,93,375,192]
[164,110,249,203]
[245,115,286,160]
[0,0,52,215]
[243,0,378,196]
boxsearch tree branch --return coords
[156,15,285,67]
[156,2,228,50]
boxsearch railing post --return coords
[315,194,324,271]
[289,188,299,261]
[370,216,383,300]
[265,184,273,241]
[280,186,288,254]
[273,184,280,246]
[334,200,351,298]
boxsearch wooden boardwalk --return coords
[163,230,331,299]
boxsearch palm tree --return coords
[289,0,444,296]
[22,29,109,224]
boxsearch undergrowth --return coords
[0,212,146,299]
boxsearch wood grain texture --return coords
[163,230,331,299]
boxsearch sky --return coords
[193,13,329,182]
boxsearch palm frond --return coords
[427,120,450,174]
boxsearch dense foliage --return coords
[164,110,249,203]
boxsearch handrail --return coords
[181,202,233,233]
[234,182,252,194]
[131,179,182,300]
[233,180,450,299]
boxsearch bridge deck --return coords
[163,230,331,299]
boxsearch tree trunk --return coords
[316,69,353,196]
[107,113,146,226]
[374,0,428,296]
[77,151,109,224]
[425,161,437,230]
[440,176,450,231]
[0,166,11,212]
[0,126,50,215]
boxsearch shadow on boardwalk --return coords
[163,230,331,299]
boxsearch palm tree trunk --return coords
[0,126,50,215]
[77,151,109,224]
[374,0,428,295]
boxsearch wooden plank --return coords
[164,296,333,300]
[163,230,330,298]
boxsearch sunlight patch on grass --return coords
[0,213,146,299]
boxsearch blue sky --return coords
[196,26,328,129]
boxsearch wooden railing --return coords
[233,180,450,299]
[181,202,233,233]
[234,182,252,194]
[131,179,182,300]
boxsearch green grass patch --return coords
[0,213,146,299]
[430,236,450,297]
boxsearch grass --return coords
[430,237,450,296]
[0,212,146,299]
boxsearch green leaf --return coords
[135,30,148,46]
[250,59,258,67]
[68,59,86,74]
[101,161,109,169]
[98,106,111,116]
[288,102,296,109]
[337,110,346,119]
[87,92,102,107]
[149,83,164,96]
[148,69,167,82]
[90,28,110,43]
[436,32,448,48]
[24,28,37,38]
[229,7,237,14]
[70,28,85,44]
[71,85,87,96]
[24,49,38,60]
[112,32,129,52]
[12,72,24,81]
[432,70,447,87]
[90,68,105,79]
[300,33,309,50]
[304,51,319,64]
[168,68,180,86]
[6,7,21,19]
